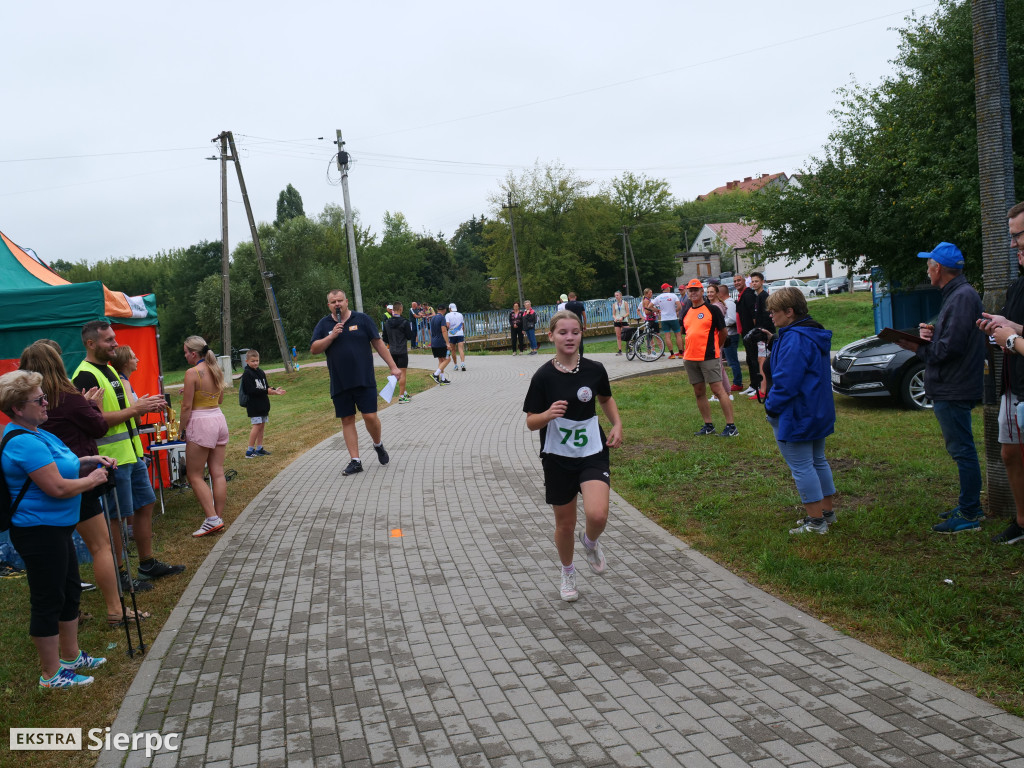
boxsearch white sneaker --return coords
[192,517,224,538]
[709,395,719,402]
[560,569,579,602]
[740,387,755,396]
[578,530,606,574]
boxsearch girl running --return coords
[523,310,623,602]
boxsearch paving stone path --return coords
[102,353,1024,768]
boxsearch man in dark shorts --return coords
[310,290,403,476]
[682,279,738,437]
[428,308,453,385]
[383,301,416,403]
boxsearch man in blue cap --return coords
[897,242,986,532]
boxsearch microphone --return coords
[334,308,341,323]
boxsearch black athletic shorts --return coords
[541,455,610,506]
[333,386,378,418]
[431,346,448,360]
[392,353,409,369]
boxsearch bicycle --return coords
[625,321,665,362]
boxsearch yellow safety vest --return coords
[72,360,143,465]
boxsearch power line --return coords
[353,4,937,142]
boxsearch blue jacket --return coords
[916,274,984,402]
[764,317,835,441]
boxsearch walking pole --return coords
[111,489,146,655]
[99,491,134,656]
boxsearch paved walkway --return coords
[102,353,1024,768]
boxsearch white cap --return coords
[449,303,457,311]
[387,304,393,310]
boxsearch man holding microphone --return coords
[310,290,402,477]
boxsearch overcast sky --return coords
[2,1,936,265]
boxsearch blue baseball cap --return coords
[918,242,965,268]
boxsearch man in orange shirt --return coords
[682,279,738,437]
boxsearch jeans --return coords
[769,417,835,503]
[525,328,537,350]
[723,334,742,385]
[932,399,983,517]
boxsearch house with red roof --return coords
[697,173,790,200]
[688,221,837,281]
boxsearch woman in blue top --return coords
[762,288,837,535]
[0,370,114,688]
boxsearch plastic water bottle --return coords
[757,341,766,357]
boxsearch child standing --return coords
[240,350,286,458]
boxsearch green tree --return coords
[273,184,305,227]
[484,163,618,306]
[750,0,1024,288]
[608,172,679,293]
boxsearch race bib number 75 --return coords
[543,416,602,459]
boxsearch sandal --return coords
[107,609,151,628]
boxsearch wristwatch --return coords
[1006,333,1020,354]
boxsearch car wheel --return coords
[900,362,932,410]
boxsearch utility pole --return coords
[620,230,629,295]
[217,133,230,361]
[335,130,363,313]
[622,227,642,293]
[223,131,294,373]
[502,192,525,308]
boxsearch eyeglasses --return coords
[26,395,47,406]
[1012,229,1024,244]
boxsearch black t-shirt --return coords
[310,311,381,396]
[564,300,586,324]
[523,357,611,467]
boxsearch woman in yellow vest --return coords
[178,336,228,538]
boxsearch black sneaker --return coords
[431,372,441,384]
[694,424,716,436]
[119,571,154,592]
[374,444,390,465]
[0,561,25,579]
[255,448,271,456]
[342,459,363,476]
[720,424,739,438]
[991,520,1024,545]
[137,559,186,581]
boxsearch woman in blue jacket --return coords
[763,288,837,534]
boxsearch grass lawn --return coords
[611,373,1024,716]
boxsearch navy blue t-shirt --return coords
[429,313,448,348]
[311,312,381,396]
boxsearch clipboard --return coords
[878,327,930,345]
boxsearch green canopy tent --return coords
[0,228,161,416]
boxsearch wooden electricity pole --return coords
[502,192,525,308]
[221,131,294,373]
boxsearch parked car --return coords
[767,278,813,297]
[831,332,931,410]
[852,274,872,292]
[806,279,829,296]
[822,277,850,294]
